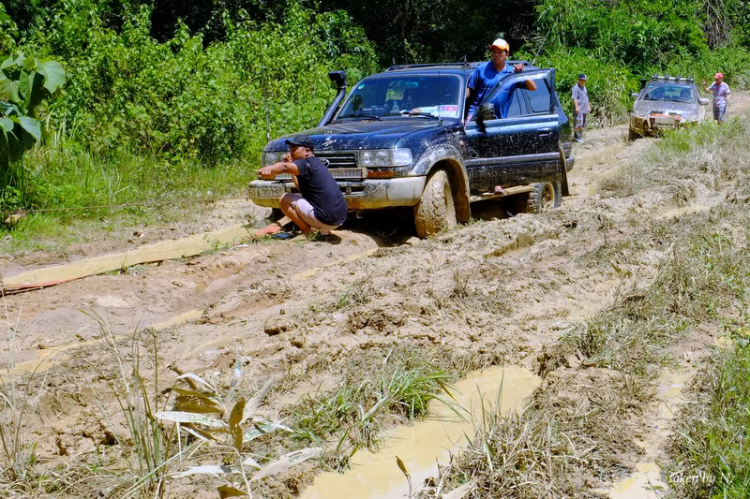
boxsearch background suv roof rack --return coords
[385,60,535,71]
[650,74,695,83]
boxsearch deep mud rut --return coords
[3,93,750,498]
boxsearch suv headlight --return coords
[261,151,286,167]
[359,148,413,167]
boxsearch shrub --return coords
[26,0,377,166]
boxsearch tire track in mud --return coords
[8,98,750,496]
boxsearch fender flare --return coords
[410,144,471,222]
[558,143,570,197]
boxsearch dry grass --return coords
[420,116,750,497]
[599,116,750,198]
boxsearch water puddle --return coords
[293,249,378,281]
[300,365,541,499]
[656,204,712,220]
[10,308,204,375]
[2,224,254,291]
[595,370,690,498]
[577,142,625,170]
[606,463,665,499]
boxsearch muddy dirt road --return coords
[3,95,750,498]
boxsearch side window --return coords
[506,90,523,117]
[525,79,552,114]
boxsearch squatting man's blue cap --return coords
[285,135,315,149]
[578,74,587,80]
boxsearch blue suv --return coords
[249,62,575,237]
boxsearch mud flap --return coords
[558,144,570,197]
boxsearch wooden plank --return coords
[469,185,534,203]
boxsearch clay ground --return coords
[2,94,750,498]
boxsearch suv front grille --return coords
[274,152,363,180]
[317,153,358,168]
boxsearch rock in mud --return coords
[264,316,298,336]
[291,337,307,348]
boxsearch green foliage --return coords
[0,3,19,53]
[0,11,66,208]
[536,0,706,72]
[522,47,638,126]
[669,341,750,498]
[27,0,376,166]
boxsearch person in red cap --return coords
[465,38,536,120]
[258,135,347,238]
[702,72,731,123]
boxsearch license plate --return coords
[249,185,284,199]
[653,117,676,127]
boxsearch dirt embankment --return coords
[3,93,750,498]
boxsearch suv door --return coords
[464,70,561,193]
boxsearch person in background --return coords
[571,73,589,143]
[465,38,536,121]
[258,135,347,238]
[702,72,730,123]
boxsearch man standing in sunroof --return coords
[465,38,536,121]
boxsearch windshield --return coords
[643,84,695,103]
[336,75,461,119]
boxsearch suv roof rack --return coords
[650,74,694,84]
[385,60,535,71]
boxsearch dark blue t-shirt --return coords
[466,62,515,118]
[294,156,348,226]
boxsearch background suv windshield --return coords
[337,75,461,119]
[643,84,695,103]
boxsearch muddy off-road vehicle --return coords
[629,75,709,140]
[249,62,575,237]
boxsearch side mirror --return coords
[699,97,709,106]
[478,103,496,122]
[631,92,639,99]
[475,103,495,132]
[328,70,346,89]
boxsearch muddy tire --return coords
[414,170,457,238]
[628,127,640,142]
[527,181,562,214]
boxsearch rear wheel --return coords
[414,170,457,238]
[527,181,562,214]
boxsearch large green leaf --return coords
[0,77,20,104]
[16,116,41,142]
[1,54,14,70]
[19,70,35,109]
[36,60,66,93]
[0,117,13,132]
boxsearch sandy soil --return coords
[3,93,750,498]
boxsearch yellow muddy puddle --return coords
[293,248,378,281]
[2,224,253,290]
[578,142,626,171]
[596,370,690,498]
[657,204,713,220]
[606,463,665,499]
[10,308,204,375]
[300,365,541,499]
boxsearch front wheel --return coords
[527,181,562,214]
[628,127,640,142]
[414,170,457,238]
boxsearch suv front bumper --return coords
[248,177,427,210]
